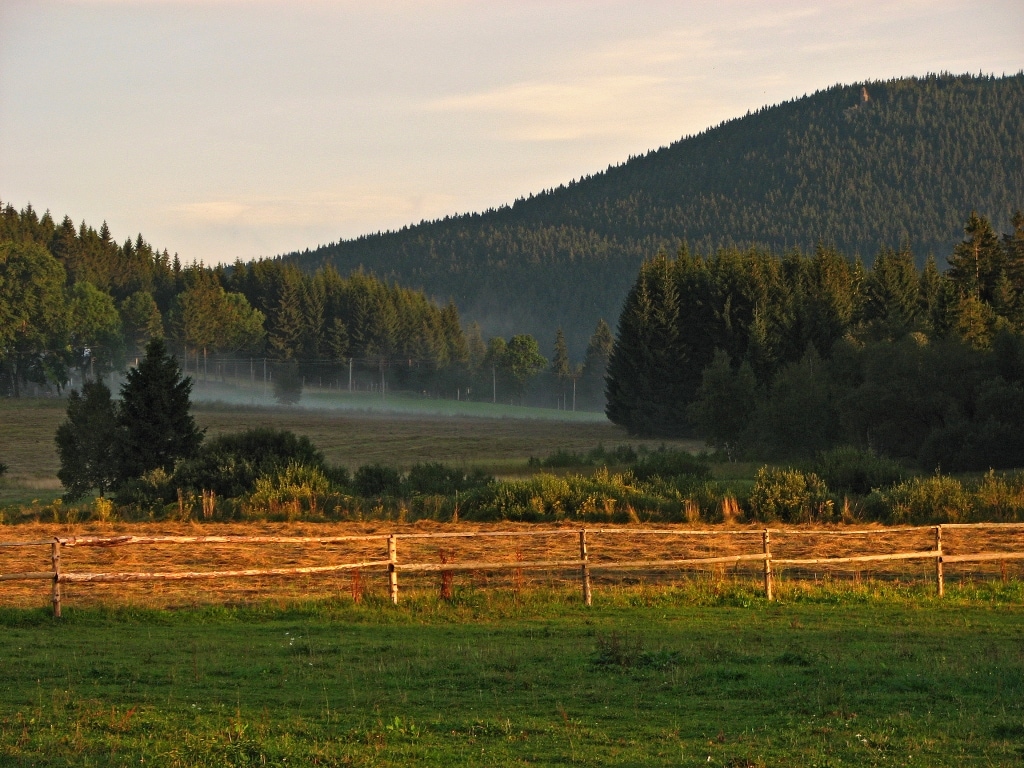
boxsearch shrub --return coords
[173,428,328,498]
[113,467,175,508]
[0,461,7,479]
[975,470,1024,522]
[527,449,584,468]
[405,463,491,495]
[748,466,834,523]
[632,449,711,482]
[527,445,639,469]
[588,445,639,465]
[248,461,338,517]
[354,464,403,497]
[811,446,904,495]
[882,474,974,524]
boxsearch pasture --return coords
[1,587,1023,766]
[0,395,697,508]
[3,396,1023,765]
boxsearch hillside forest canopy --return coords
[284,74,1024,352]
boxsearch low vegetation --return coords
[1,585,1022,766]
[8,425,1024,526]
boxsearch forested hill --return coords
[284,73,1024,351]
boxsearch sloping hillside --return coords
[285,74,1024,351]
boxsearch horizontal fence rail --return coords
[1,524,1022,616]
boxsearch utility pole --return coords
[492,365,496,403]
[348,357,353,392]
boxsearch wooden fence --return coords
[2,523,1024,617]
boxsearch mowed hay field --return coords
[3,520,1024,611]
[0,396,698,506]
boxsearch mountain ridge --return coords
[283,73,1024,353]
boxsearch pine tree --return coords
[116,337,202,480]
[861,245,920,341]
[948,211,1004,302]
[268,276,305,361]
[550,329,571,382]
[606,253,683,435]
[579,319,613,408]
[55,380,120,500]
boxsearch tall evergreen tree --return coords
[948,212,1004,302]
[606,253,684,435]
[550,329,571,382]
[55,380,120,500]
[861,245,920,341]
[116,337,202,480]
[578,318,613,408]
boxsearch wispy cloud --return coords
[171,190,463,230]
[429,75,677,142]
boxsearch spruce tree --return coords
[862,245,920,341]
[579,319,613,408]
[116,337,202,481]
[606,253,683,435]
[550,329,571,383]
[55,380,120,500]
[948,212,1004,302]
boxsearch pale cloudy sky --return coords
[1,1,1022,265]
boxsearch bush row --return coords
[8,432,1024,526]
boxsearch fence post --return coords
[762,529,773,602]
[579,529,592,607]
[388,535,399,604]
[935,525,944,597]
[51,538,62,618]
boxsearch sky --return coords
[1,1,1022,266]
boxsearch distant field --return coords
[0,395,699,506]
[1,588,1022,766]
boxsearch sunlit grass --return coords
[1,582,1022,766]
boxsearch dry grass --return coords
[2,520,1021,611]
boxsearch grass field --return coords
[3,395,1024,765]
[1,586,1022,767]
[0,395,698,508]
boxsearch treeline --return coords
[287,74,1024,350]
[607,210,1024,471]
[0,202,610,406]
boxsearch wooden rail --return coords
[1,524,1022,617]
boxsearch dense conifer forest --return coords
[605,210,1024,470]
[284,74,1024,351]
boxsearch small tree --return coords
[117,337,203,482]
[55,380,120,500]
[272,360,303,405]
[504,334,547,403]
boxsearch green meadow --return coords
[2,583,1023,767]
